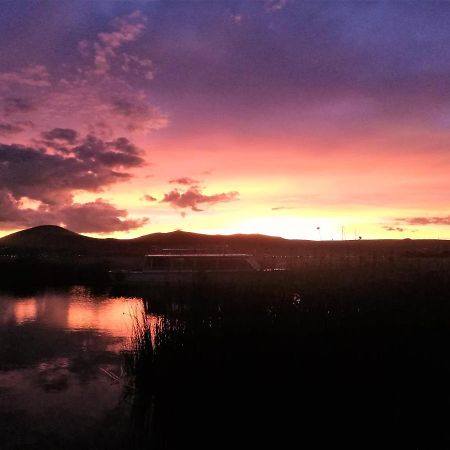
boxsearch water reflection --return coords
[14,298,37,324]
[0,286,148,450]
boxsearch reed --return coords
[123,254,450,448]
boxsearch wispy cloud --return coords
[0,192,147,233]
[0,65,50,88]
[41,128,78,144]
[90,11,149,77]
[272,206,298,211]
[264,0,289,12]
[2,97,35,116]
[143,194,157,202]
[396,216,450,226]
[0,123,23,136]
[0,11,167,140]
[161,186,238,214]
[383,226,404,232]
[169,177,200,186]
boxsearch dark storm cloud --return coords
[396,216,450,226]
[161,186,238,212]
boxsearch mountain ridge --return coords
[0,225,292,244]
[0,225,449,257]
[0,225,294,256]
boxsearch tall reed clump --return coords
[123,308,157,447]
[128,309,154,389]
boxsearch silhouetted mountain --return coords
[0,226,292,256]
[0,225,95,248]
[0,225,113,255]
[0,225,449,258]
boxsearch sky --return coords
[0,0,449,240]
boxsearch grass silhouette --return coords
[122,254,450,448]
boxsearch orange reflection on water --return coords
[67,296,144,338]
[14,298,37,324]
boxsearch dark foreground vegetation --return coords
[0,255,111,287]
[2,225,450,448]
[122,255,450,449]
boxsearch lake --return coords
[0,286,149,450]
[1,261,450,449]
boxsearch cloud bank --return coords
[0,132,148,232]
[0,193,147,233]
[0,11,164,233]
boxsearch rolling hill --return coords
[0,225,449,257]
[0,225,293,256]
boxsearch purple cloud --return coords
[41,128,78,144]
[264,0,289,12]
[3,97,34,115]
[0,11,167,141]
[161,186,239,212]
[0,65,50,88]
[58,199,149,233]
[0,10,171,234]
[0,135,144,205]
[396,216,450,226]
[0,123,23,136]
[0,192,147,233]
[169,177,200,186]
[89,11,148,77]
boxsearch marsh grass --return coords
[123,255,450,448]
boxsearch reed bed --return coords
[123,254,450,449]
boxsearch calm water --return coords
[0,286,148,450]
[3,275,449,448]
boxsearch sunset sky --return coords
[1,1,449,240]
